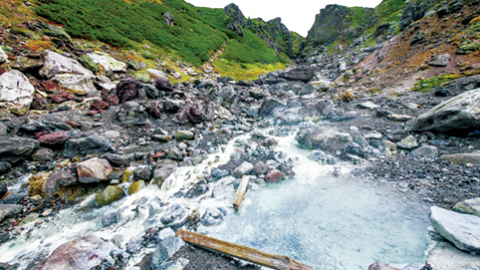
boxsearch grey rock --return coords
[253,161,268,175]
[258,97,287,117]
[160,204,189,227]
[154,159,178,186]
[201,207,227,226]
[428,226,446,241]
[280,67,315,81]
[402,262,425,270]
[387,114,413,122]
[168,147,183,161]
[219,86,236,103]
[296,126,352,153]
[0,123,7,137]
[0,205,23,223]
[127,234,144,253]
[102,153,134,167]
[410,145,437,158]
[430,206,480,252]
[425,241,480,270]
[64,135,112,157]
[308,150,327,161]
[134,166,152,181]
[165,99,185,112]
[0,137,39,164]
[405,88,480,133]
[429,54,450,67]
[158,258,189,270]
[233,161,254,178]
[440,153,480,166]
[151,237,185,270]
[0,183,6,198]
[397,135,418,150]
[32,148,55,163]
[249,88,265,99]
[454,198,480,217]
[117,101,149,126]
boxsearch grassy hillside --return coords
[34,0,288,69]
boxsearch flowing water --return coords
[0,128,430,270]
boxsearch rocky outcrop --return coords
[405,88,480,133]
[85,51,127,73]
[224,4,245,37]
[425,241,480,270]
[399,0,436,30]
[300,4,377,56]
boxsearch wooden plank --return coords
[176,229,314,270]
[232,175,250,212]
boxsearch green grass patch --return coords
[212,59,286,81]
[411,74,464,92]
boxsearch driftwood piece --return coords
[233,175,250,211]
[176,230,314,270]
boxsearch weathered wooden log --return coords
[232,175,250,212]
[176,229,314,270]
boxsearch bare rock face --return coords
[0,70,35,113]
[39,51,96,96]
[77,158,113,184]
[405,88,480,133]
[35,235,116,270]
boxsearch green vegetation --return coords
[222,30,288,64]
[290,32,305,57]
[34,0,287,67]
[411,74,463,92]
[212,59,286,81]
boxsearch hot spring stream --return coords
[0,128,431,269]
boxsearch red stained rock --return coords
[154,77,173,92]
[115,76,143,104]
[35,235,116,270]
[86,111,97,116]
[153,151,166,159]
[49,91,83,103]
[38,131,70,146]
[41,80,61,93]
[65,121,80,129]
[90,99,109,110]
[104,93,119,106]
[265,169,282,183]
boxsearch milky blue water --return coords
[211,134,430,270]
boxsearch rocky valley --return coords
[1,0,480,269]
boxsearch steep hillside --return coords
[34,0,288,69]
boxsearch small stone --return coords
[397,135,418,149]
[410,145,437,159]
[233,162,254,178]
[175,130,194,141]
[265,169,282,183]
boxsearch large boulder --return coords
[76,158,113,183]
[85,51,127,73]
[425,241,480,270]
[39,51,96,95]
[430,206,480,253]
[0,46,8,64]
[0,136,39,164]
[0,70,35,113]
[38,131,70,147]
[64,135,112,157]
[35,235,116,270]
[440,153,480,166]
[172,100,215,124]
[0,204,23,223]
[280,67,315,81]
[405,88,480,133]
[453,198,480,218]
[258,97,287,117]
[296,126,352,152]
[115,76,145,104]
